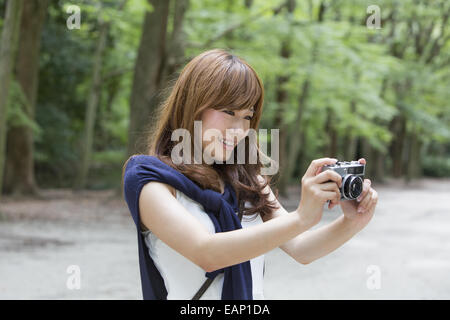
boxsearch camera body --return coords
[320,160,365,201]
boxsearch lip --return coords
[219,137,235,150]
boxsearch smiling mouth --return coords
[219,137,235,148]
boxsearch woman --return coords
[122,49,378,300]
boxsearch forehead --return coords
[235,106,255,113]
[217,106,254,112]
[238,106,255,112]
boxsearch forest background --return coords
[0,0,449,200]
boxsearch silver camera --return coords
[319,160,365,201]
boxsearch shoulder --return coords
[141,181,177,198]
[138,182,178,230]
[123,155,176,197]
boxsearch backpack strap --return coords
[192,277,215,300]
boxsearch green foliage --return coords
[184,0,449,178]
[32,0,143,188]
[423,156,450,177]
[4,0,447,189]
[7,79,42,137]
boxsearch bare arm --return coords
[261,179,362,264]
[139,181,310,273]
[201,207,309,271]
[286,214,362,264]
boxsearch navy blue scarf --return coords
[123,155,253,300]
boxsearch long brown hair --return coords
[123,49,280,218]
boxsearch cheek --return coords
[201,109,226,136]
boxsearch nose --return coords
[226,125,249,142]
[230,117,249,132]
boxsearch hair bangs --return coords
[211,58,262,115]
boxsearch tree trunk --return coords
[343,74,360,161]
[344,135,358,161]
[404,128,423,183]
[371,77,388,182]
[389,80,407,178]
[272,43,291,196]
[388,114,407,177]
[282,77,310,189]
[73,20,110,190]
[271,1,296,196]
[279,0,324,192]
[361,137,375,179]
[361,138,385,182]
[3,0,48,196]
[0,0,23,198]
[324,107,338,157]
[127,0,171,156]
[161,0,189,83]
[373,149,386,183]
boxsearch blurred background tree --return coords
[0,0,448,199]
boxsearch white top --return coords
[141,189,265,300]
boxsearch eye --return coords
[222,110,234,116]
[245,115,253,120]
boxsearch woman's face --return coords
[199,107,255,163]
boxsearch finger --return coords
[314,170,343,187]
[361,194,376,214]
[358,158,366,164]
[365,190,378,213]
[329,194,341,209]
[329,199,339,210]
[358,188,374,212]
[323,184,340,208]
[365,197,376,214]
[319,181,340,191]
[304,158,338,178]
[357,179,371,202]
[320,190,339,203]
[332,187,341,208]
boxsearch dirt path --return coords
[0,178,449,299]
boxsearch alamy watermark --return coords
[66,264,81,290]
[366,264,381,290]
[170,121,279,176]
[66,4,81,30]
[366,5,381,29]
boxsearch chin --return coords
[207,141,234,164]
[212,155,230,164]
[212,151,234,164]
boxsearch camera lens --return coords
[349,176,363,198]
[342,175,363,200]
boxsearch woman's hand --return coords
[335,158,378,229]
[297,157,342,229]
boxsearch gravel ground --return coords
[0,177,449,299]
